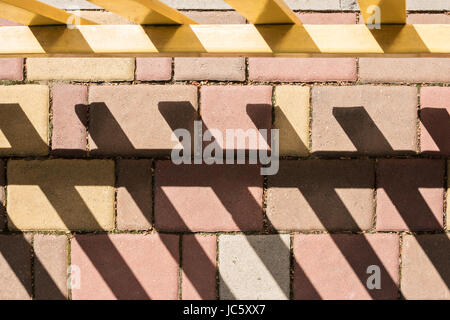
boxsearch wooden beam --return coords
[223,0,302,24]
[87,0,197,25]
[0,0,96,25]
[0,24,448,57]
[358,0,406,24]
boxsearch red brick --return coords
[0,58,23,81]
[376,159,445,232]
[249,12,357,82]
[359,58,450,83]
[420,87,450,156]
[182,234,217,300]
[116,159,152,231]
[0,235,32,299]
[71,234,179,300]
[51,84,87,156]
[88,85,198,156]
[201,86,272,152]
[135,58,172,81]
[33,235,68,300]
[155,162,263,232]
[267,160,375,231]
[293,234,399,300]
[311,86,418,156]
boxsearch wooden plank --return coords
[87,0,197,25]
[0,0,96,25]
[223,0,302,24]
[358,0,406,24]
[0,24,448,57]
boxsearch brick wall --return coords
[0,4,449,300]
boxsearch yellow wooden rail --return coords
[0,0,448,57]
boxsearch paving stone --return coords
[376,159,445,231]
[27,58,135,81]
[420,87,450,156]
[0,234,32,300]
[401,234,450,300]
[219,235,290,300]
[135,58,172,81]
[7,160,115,231]
[0,85,49,156]
[359,58,450,83]
[116,159,152,231]
[311,85,418,156]
[75,11,134,24]
[182,234,217,300]
[0,58,23,81]
[155,162,264,232]
[407,13,450,24]
[201,86,272,152]
[267,160,375,231]
[33,235,68,300]
[71,234,179,300]
[274,86,310,156]
[183,10,246,24]
[293,234,400,300]
[88,85,198,156]
[51,84,87,156]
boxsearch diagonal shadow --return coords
[420,108,450,156]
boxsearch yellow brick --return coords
[0,85,49,156]
[26,58,135,81]
[274,86,310,156]
[7,160,115,231]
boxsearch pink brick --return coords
[420,87,450,156]
[116,159,152,230]
[201,86,272,151]
[0,235,32,299]
[294,234,400,300]
[249,13,357,82]
[376,159,445,232]
[407,13,450,24]
[71,234,179,300]
[155,162,263,232]
[51,84,87,156]
[183,11,246,24]
[135,58,172,81]
[0,18,21,26]
[34,235,68,300]
[182,234,217,300]
[0,58,23,81]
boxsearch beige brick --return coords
[0,85,49,156]
[75,11,134,24]
[27,58,135,81]
[7,160,115,231]
[274,86,310,156]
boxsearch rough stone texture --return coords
[0,85,49,156]
[174,58,245,81]
[293,234,400,300]
[359,58,450,83]
[401,234,450,300]
[116,159,152,231]
[51,84,87,156]
[88,85,198,156]
[33,235,68,300]
[274,86,310,156]
[182,234,217,300]
[311,86,418,156]
[201,86,272,151]
[420,87,450,156]
[27,58,135,81]
[155,162,264,232]
[219,235,290,300]
[135,58,172,81]
[267,160,375,231]
[71,234,179,300]
[376,159,445,232]
[0,234,32,300]
[0,58,23,81]
[7,160,115,231]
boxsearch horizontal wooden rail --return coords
[0,24,448,57]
